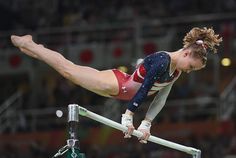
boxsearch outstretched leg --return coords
[11,35,119,97]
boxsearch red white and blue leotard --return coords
[112,51,181,113]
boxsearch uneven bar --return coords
[78,105,201,158]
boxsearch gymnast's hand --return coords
[137,120,151,144]
[121,110,134,138]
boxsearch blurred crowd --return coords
[0,0,236,31]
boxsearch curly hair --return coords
[183,27,223,64]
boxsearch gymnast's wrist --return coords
[139,120,152,129]
[144,117,152,123]
[125,109,134,116]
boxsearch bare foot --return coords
[11,35,33,48]
[11,35,40,59]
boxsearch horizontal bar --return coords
[78,106,201,157]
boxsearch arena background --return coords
[0,0,235,158]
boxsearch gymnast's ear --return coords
[183,49,191,57]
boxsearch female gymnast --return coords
[11,27,222,143]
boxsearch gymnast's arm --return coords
[126,53,170,114]
[134,83,173,143]
[126,69,167,113]
[122,67,164,137]
[145,83,173,121]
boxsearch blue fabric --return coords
[127,51,171,112]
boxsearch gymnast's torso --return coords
[112,51,181,101]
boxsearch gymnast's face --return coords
[176,50,205,73]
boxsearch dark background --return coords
[0,0,235,158]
